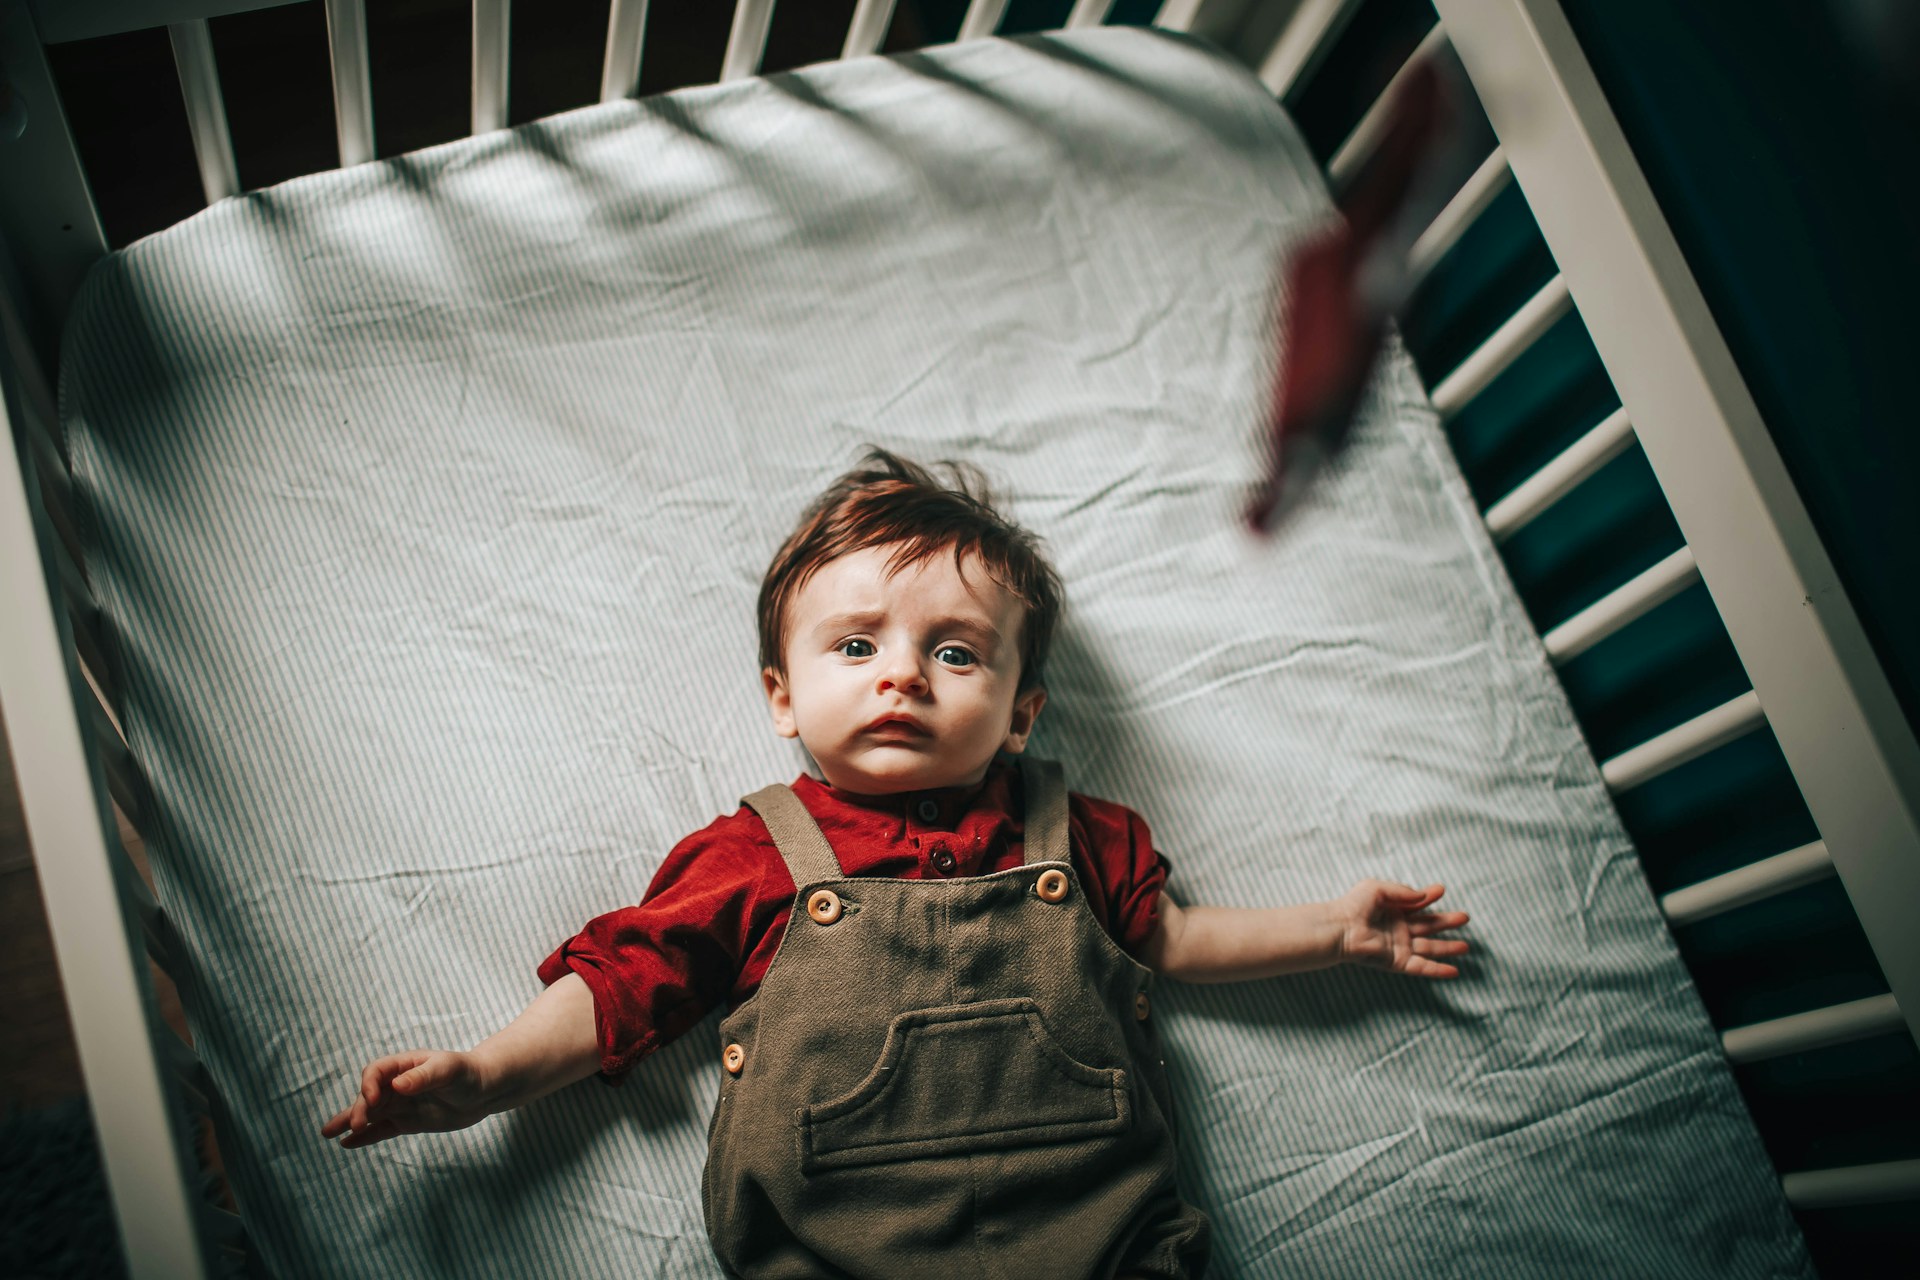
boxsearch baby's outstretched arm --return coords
[1142,881,1469,983]
[319,971,601,1149]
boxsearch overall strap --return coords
[742,785,847,884]
[1020,757,1070,867]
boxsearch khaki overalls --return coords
[703,758,1210,1279]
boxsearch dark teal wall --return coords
[1559,0,1920,728]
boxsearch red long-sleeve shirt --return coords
[538,762,1171,1081]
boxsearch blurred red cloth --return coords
[1250,60,1450,532]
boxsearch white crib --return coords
[1,2,1916,1276]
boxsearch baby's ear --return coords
[1001,685,1047,754]
[762,668,799,739]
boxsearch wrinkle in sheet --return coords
[1235,1126,1424,1250]
[1438,1046,1722,1182]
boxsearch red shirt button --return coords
[929,845,957,875]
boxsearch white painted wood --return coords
[1428,274,1572,420]
[842,0,896,59]
[1326,21,1446,189]
[1543,546,1699,665]
[1067,0,1118,27]
[1407,146,1511,288]
[1,293,211,1279]
[958,0,1009,42]
[10,347,69,540]
[722,0,776,82]
[168,20,240,203]
[1155,0,1275,43]
[472,0,510,134]
[0,280,58,440]
[117,832,171,964]
[1722,993,1901,1065]
[1435,0,1920,1050]
[1783,1158,1920,1210]
[323,0,374,165]
[1254,0,1363,98]
[1601,690,1766,794]
[1485,406,1633,543]
[31,0,301,43]
[1153,0,1208,31]
[600,0,649,100]
[1660,840,1834,927]
[83,692,144,821]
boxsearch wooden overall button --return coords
[1035,869,1070,903]
[1134,991,1151,1021]
[723,1043,745,1075]
[807,889,843,925]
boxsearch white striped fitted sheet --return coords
[61,27,1809,1279]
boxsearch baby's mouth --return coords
[865,715,931,738]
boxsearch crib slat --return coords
[168,20,241,204]
[2,339,212,1280]
[1542,545,1700,665]
[842,0,897,59]
[722,0,776,82]
[98,793,174,968]
[78,654,128,767]
[83,687,145,825]
[958,0,1010,42]
[1066,0,1118,27]
[1327,22,1447,190]
[87,783,175,968]
[1660,840,1834,927]
[118,844,173,968]
[70,616,117,723]
[472,0,511,134]
[1407,147,1512,288]
[49,536,118,700]
[27,425,78,554]
[1249,0,1367,99]
[1601,689,1765,794]
[323,0,375,165]
[16,408,91,593]
[1721,993,1902,1065]
[1485,406,1635,543]
[1151,0,1202,32]
[2,311,65,471]
[600,0,650,101]
[1783,1157,1920,1210]
[159,1028,213,1117]
[1429,274,1573,420]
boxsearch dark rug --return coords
[0,1098,128,1280]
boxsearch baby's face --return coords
[764,543,1045,794]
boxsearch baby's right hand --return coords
[320,1050,492,1149]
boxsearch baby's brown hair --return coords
[758,449,1062,691]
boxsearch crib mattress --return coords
[61,27,1810,1279]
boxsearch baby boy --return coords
[322,450,1470,1278]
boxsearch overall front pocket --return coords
[798,997,1131,1173]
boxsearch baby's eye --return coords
[934,645,976,668]
[837,638,876,658]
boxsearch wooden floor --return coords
[0,724,87,1110]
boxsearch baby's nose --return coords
[877,656,928,694]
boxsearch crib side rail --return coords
[0,258,219,1276]
[1424,0,1920,1049]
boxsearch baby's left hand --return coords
[1335,880,1470,979]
